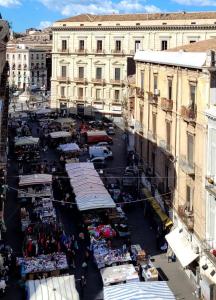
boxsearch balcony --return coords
[57,48,70,54]
[93,49,106,55]
[180,105,197,123]
[75,49,87,54]
[75,98,85,103]
[148,92,158,105]
[178,205,194,232]
[110,79,125,86]
[159,139,172,155]
[160,98,173,112]
[111,49,125,55]
[59,96,69,101]
[136,87,144,98]
[74,77,88,84]
[93,99,105,104]
[179,155,195,175]
[57,77,71,83]
[147,130,156,143]
[92,78,106,85]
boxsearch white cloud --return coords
[0,0,21,7]
[38,0,161,16]
[172,0,216,5]
[39,20,52,29]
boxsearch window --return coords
[62,40,67,51]
[114,90,120,101]
[161,40,168,50]
[140,109,143,126]
[168,79,172,100]
[31,54,34,59]
[187,133,194,167]
[79,40,85,51]
[114,68,121,81]
[97,40,103,52]
[78,67,84,78]
[61,65,67,78]
[24,55,26,60]
[115,40,121,52]
[78,87,83,99]
[36,63,39,68]
[135,40,141,51]
[18,54,21,60]
[153,75,158,91]
[96,89,101,100]
[152,113,156,140]
[96,67,102,79]
[36,54,39,59]
[141,71,144,90]
[12,54,15,60]
[37,71,39,77]
[41,54,44,59]
[189,85,196,109]
[166,122,171,151]
[60,86,65,98]
[186,185,193,212]
[32,71,34,77]
[31,63,34,68]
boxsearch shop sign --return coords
[112,105,122,111]
[94,104,103,110]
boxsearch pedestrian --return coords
[80,275,86,299]
[81,261,88,276]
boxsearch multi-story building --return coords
[133,39,216,299]
[7,27,52,90]
[7,45,47,90]
[0,18,10,238]
[51,11,216,121]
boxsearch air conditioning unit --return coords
[154,89,160,96]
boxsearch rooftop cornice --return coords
[52,24,216,32]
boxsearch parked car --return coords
[106,126,115,135]
[89,146,113,159]
[90,157,106,169]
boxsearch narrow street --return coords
[2,119,196,300]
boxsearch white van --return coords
[89,146,113,159]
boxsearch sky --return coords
[0,0,216,32]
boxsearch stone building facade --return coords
[51,11,216,122]
[133,39,216,299]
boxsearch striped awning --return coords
[104,281,176,300]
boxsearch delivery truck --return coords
[86,130,113,144]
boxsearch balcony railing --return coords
[159,139,171,154]
[112,100,122,106]
[110,79,125,86]
[136,87,144,98]
[93,49,106,54]
[111,49,125,55]
[92,78,106,85]
[59,96,69,101]
[57,76,70,83]
[180,105,197,123]
[147,130,156,142]
[148,92,158,105]
[179,155,195,175]
[93,99,105,104]
[160,98,173,112]
[74,77,88,84]
[57,48,70,54]
[75,49,87,54]
[178,205,194,231]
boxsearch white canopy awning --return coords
[101,264,139,286]
[50,131,71,139]
[66,162,116,211]
[58,143,80,153]
[26,275,79,300]
[19,174,52,186]
[15,136,39,146]
[165,227,199,268]
[104,281,175,300]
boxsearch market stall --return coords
[58,143,80,160]
[18,174,53,201]
[65,162,116,211]
[17,253,68,280]
[104,281,176,300]
[49,131,72,147]
[100,264,139,286]
[55,117,76,131]
[14,136,40,161]
[26,275,79,300]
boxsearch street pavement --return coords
[2,119,197,300]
